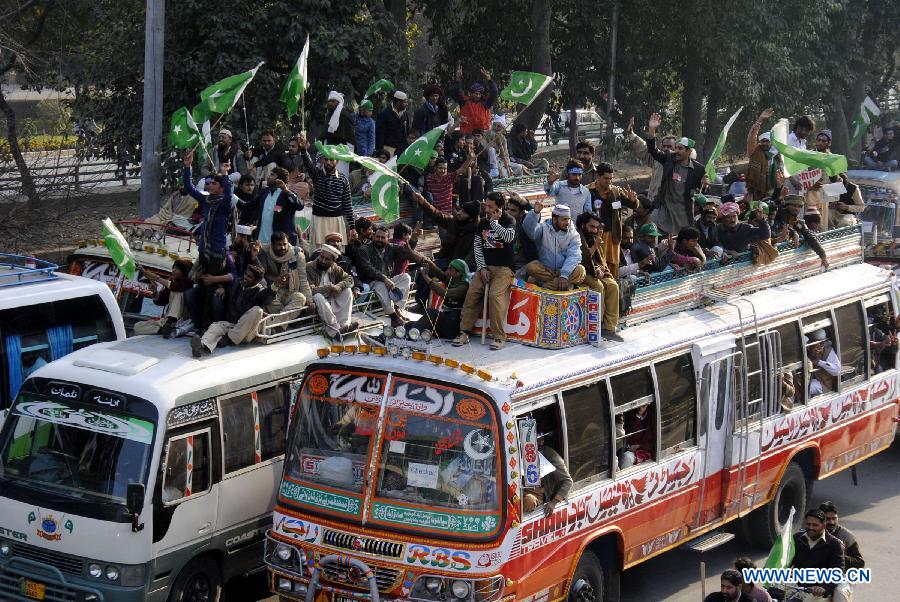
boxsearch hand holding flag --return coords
[168,107,201,149]
[102,218,137,280]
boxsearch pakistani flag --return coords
[196,62,264,118]
[705,107,743,182]
[500,71,554,107]
[849,96,881,146]
[102,218,136,280]
[369,157,400,223]
[295,206,312,232]
[168,106,201,149]
[281,36,309,118]
[762,506,796,587]
[397,123,449,170]
[771,138,848,177]
[363,78,394,99]
[357,155,400,178]
[314,140,356,162]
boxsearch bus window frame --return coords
[863,293,894,376]
[652,352,699,458]
[609,366,659,479]
[558,380,613,488]
[802,311,838,399]
[833,300,868,390]
[161,427,213,507]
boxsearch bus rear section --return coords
[0,255,125,423]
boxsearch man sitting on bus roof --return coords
[522,202,586,291]
[306,244,358,339]
[134,259,195,338]
[191,262,274,356]
[716,202,771,256]
[522,430,572,517]
[406,259,471,340]
[575,212,622,341]
[255,231,313,326]
[772,195,829,269]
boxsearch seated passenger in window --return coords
[621,403,655,466]
[779,371,796,412]
[163,443,188,503]
[806,329,841,396]
[522,430,573,517]
[868,308,897,374]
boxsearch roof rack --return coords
[0,254,59,289]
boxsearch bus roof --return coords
[28,331,329,411]
[317,262,894,402]
[0,272,117,311]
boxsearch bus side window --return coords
[220,385,290,474]
[162,430,211,505]
[834,302,867,387]
[610,367,656,470]
[802,312,839,399]
[561,382,611,486]
[220,394,256,473]
[258,384,289,460]
[865,298,896,374]
[654,354,697,457]
[774,321,805,411]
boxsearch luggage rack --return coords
[0,254,59,288]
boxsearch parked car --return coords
[539,109,609,145]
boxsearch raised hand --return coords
[758,107,775,122]
[532,200,544,214]
[648,112,662,131]
[479,66,492,80]
[183,150,194,167]
[626,116,635,136]
[455,65,463,81]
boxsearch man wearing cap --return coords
[376,90,411,156]
[631,223,666,273]
[324,91,357,179]
[745,108,785,202]
[450,65,498,135]
[256,231,313,325]
[645,131,708,235]
[772,195,829,268]
[209,129,246,177]
[310,232,354,277]
[489,115,523,177]
[408,259,471,339]
[587,162,640,277]
[626,113,675,200]
[576,212,622,340]
[306,244,357,338]
[546,159,592,219]
[716,201,771,256]
[356,100,376,157]
[807,328,841,396]
[412,84,450,137]
[695,203,723,259]
[522,201,586,291]
[296,132,355,248]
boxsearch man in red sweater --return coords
[450,65,498,135]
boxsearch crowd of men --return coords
[138,71,879,355]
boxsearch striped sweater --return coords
[300,150,354,230]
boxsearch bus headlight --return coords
[0,542,10,556]
[451,580,471,598]
[88,564,102,579]
[105,565,119,581]
[275,543,294,563]
[408,327,420,341]
[425,577,443,593]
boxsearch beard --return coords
[316,259,331,271]
[373,240,386,249]
[620,241,632,250]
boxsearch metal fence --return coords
[0,151,140,198]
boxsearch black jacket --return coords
[323,109,357,147]
[412,103,449,136]
[355,242,429,284]
[694,217,721,251]
[226,280,274,324]
[376,107,411,152]
[238,188,304,245]
[792,530,844,595]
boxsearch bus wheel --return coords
[569,550,605,602]
[168,556,223,602]
[748,461,807,549]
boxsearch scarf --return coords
[425,101,437,114]
[327,91,344,134]
[267,244,300,293]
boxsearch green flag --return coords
[369,157,400,223]
[849,96,881,146]
[281,36,309,118]
[357,155,401,178]
[705,107,743,182]
[762,506,795,587]
[197,62,264,117]
[363,78,394,100]
[397,123,449,170]
[771,138,848,177]
[500,71,554,107]
[102,218,136,280]
[314,140,356,162]
[168,106,201,149]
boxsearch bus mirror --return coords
[126,483,145,533]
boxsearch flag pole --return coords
[301,93,306,133]
[241,93,251,147]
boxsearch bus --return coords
[266,260,898,602]
[0,330,330,602]
[0,254,125,424]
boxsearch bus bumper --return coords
[0,555,146,602]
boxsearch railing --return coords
[0,154,139,196]
[0,254,59,288]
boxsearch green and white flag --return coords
[762,506,795,587]
[369,157,400,224]
[314,140,356,162]
[500,71,554,107]
[295,205,312,232]
[357,155,400,178]
[102,218,136,280]
[771,138,848,177]
[281,36,309,118]
[705,107,743,182]
[849,96,881,146]
[363,78,394,99]
[196,62,264,117]
[397,123,449,170]
[168,106,201,149]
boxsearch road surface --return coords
[227,439,899,601]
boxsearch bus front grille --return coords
[321,528,404,559]
[12,542,84,575]
[320,562,401,592]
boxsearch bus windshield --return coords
[282,368,503,540]
[0,396,155,504]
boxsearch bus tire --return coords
[748,461,806,549]
[167,556,223,602]
[568,550,606,602]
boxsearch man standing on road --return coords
[703,569,754,602]
[821,501,862,602]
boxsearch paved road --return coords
[225,440,899,601]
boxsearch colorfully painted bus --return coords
[266,260,898,602]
